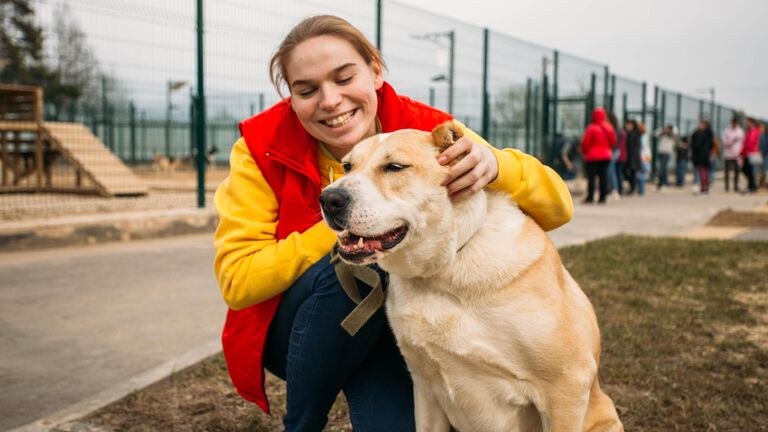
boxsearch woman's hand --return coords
[437,136,499,202]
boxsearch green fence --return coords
[0,0,764,219]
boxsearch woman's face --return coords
[286,35,384,159]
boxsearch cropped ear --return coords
[430,120,464,153]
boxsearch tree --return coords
[46,2,102,120]
[0,0,47,84]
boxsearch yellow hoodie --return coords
[214,124,573,310]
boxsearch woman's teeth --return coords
[323,110,355,128]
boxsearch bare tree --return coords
[46,2,101,120]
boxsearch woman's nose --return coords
[318,86,342,110]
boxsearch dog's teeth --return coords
[358,237,364,248]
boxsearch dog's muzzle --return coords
[319,187,352,230]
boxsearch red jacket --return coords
[580,108,616,162]
[742,126,760,156]
[222,82,452,413]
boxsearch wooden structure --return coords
[0,84,147,196]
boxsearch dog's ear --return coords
[431,120,464,153]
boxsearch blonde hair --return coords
[269,15,387,97]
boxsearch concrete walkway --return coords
[2,186,766,432]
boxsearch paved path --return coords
[1,187,765,431]
[0,235,223,431]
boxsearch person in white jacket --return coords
[721,115,744,192]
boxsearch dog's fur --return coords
[320,121,623,432]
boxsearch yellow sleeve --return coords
[458,124,573,231]
[213,138,337,310]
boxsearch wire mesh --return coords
[0,0,759,220]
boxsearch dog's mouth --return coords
[337,224,409,262]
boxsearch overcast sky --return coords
[405,0,768,119]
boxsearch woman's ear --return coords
[372,62,384,90]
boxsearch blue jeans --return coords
[657,153,671,187]
[264,255,415,432]
[607,149,619,193]
[676,160,687,186]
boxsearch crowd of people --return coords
[574,108,768,203]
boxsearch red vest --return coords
[222,82,452,413]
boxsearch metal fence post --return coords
[602,65,609,109]
[640,81,647,127]
[196,0,206,208]
[552,50,559,145]
[587,72,596,128]
[376,0,382,51]
[130,101,136,165]
[609,75,616,114]
[259,92,265,112]
[481,28,490,140]
[676,93,682,133]
[101,76,108,144]
[651,85,659,177]
[525,77,532,154]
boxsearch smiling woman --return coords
[212,14,574,432]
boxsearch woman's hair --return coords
[606,111,619,130]
[269,15,387,97]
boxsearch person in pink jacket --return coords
[721,115,744,192]
[581,107,617,203]
[741,117,760,192]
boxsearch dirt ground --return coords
[79,236,768,431]
[707,207,768,227]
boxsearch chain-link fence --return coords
[1,0,764,220]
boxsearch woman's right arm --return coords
[213,138,336,310]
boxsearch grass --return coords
[83,236,768,431]
[707,208,768,228]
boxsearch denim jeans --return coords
[657,153,671,187]
[264,255,415,432]
[607,149,619,193]
[676,160,687,186]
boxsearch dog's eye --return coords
[342,162,352,173]
[384,163,409,172]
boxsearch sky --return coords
[405,0,768,118]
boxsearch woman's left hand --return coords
[437,136,499,202]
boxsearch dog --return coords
[320,121,623,432]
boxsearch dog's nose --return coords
[319,188,351,216]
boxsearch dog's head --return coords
[320,121,464,266]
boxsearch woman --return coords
[580,107,616,203]
[690,120,714,194]
[740,117,760,193]
[624,119,641,194]
[213,15,573,431]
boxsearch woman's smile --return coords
[320,109,358,129]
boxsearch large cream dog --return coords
[319,121,623,432]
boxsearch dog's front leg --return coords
[413,378,451,432]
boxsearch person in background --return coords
[690,120,714,194]
[654,124,678,191]
[636,121,651,196]
[580,107,616,203]
[709,133,720,185]
[615,120,628,196]
[606,112,622,199]
[624,119,641,194]
[675,134,690,187]
[721,114,744,192]
[740,117,760,193]
[759,122,768,188]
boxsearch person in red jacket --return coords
[741,117,760,192]
[214,15,574,432]
[580,107,617,203]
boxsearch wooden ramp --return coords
[43,122,148,196]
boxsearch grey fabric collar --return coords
[330,247,385,336]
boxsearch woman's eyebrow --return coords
[291,63,357,88]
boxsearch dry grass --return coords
[82,236,768,431]
[707,208,768,228]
